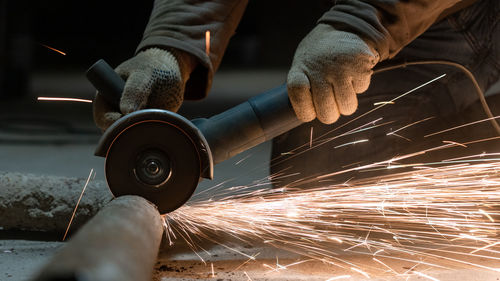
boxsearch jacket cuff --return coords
[136,36,213,100]
[317,1,391,60]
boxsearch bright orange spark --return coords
[205,30,210,56]
[40,43,67,56]
[326,275,351,281]
[372,257,398,274]
[470,241,500,254]
[350,267,370,279]
[479,209,495,223]
[232,253,260,272]
[235,154,252,165]
[387,116,435,136]
[243,271,253,281]
[165,158,500,276]
[158,72,500,279]
[442,140,467,148]
[328,237,343,243]
[334,139,369,149]
[63,169,94,241]
[38,97,92,103]
[373,101,394,106]
[424,115,500,138]
[413,271,440,281]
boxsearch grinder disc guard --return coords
[99,109,213,214]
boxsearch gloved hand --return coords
[287,24,380,124]
[93,47,196,131]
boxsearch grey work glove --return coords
[287,24,380,124]
[93,47,196,131]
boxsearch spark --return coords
[444,152,496,162]
[387,117,435,136]
[413,271,440,281]
[158,72,500,278]
[269,74,446,169]
[232,253,260,272]
[63,169,94,241]
[334,139,369,149]
[334,74,446,137]
[244,271,253,281]
[326,275,351,281]
[316,135,500,180]
[163,219,174,246]
[388,132,412,142]
[235,154,252,165]
[372,257,398,274]
[40,43,66,56]
[341,161,364,169]
[424,115,500,138]
[206,30,211,56]
[262,263,275,271]
[264,257,312,273]
[328,237,343,244]
[373,101,394,106]
[38,97,92,103]
[479,209,495,223]
[165,159,500,276]
[270,172,300,181]
[470,242,500,254]
[351,267,370,279]
[442,140,467,148]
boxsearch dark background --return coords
[0,0,331,98]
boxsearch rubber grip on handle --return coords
[86,59,125,108]
[193,84,303,164]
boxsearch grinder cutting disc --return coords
[101,109,212,214]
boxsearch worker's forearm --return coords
[137,0,249,100]
[318,0,470,61]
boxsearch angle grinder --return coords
[86,59,303,214]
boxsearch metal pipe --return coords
[31,195,164,281]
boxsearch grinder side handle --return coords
[86,59,124,107]
[192,85,303,164]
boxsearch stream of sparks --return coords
[159,73,500,279]
[165,157,500,278]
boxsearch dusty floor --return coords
[3,239,499,281]
[153,243,500,281]
[1,71,500,281]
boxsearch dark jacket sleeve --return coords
[136,0,249,100]
[318,0,465,61]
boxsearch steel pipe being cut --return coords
[31,195,164,281]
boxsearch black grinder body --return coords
[87,59,303,213]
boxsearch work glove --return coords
[287,24,380,124]
[93,47,196,131]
